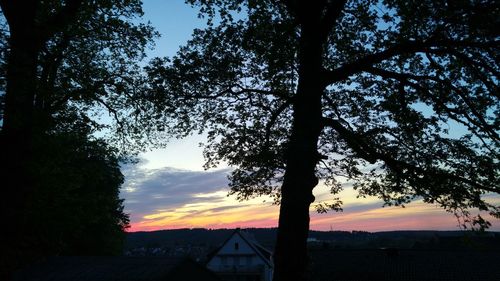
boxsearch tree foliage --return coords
[146,2,499,279]
[146,0,499,228]
[31,0,158,150]
[0,0,159,149]
[29,111,129,256]
[0,0,155,275]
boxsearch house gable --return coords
[218,232,256,255]
[206,229,272,268]
[206,229,274,281]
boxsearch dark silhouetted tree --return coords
[144,1,499,280]
[0,2,83,245]
[0,0,154,277]
[30,112,129,257]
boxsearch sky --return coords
[119,0,500,232]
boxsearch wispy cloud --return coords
[121,162,500,232]
[120,161,232,224]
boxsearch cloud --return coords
[120,162,232,223]
[120,160,280,231]
[309,201,461,231]
[120,160,500,232]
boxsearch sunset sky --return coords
[119,0,500,233]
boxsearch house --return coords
[13,256,221,281]
[206,228,273,281]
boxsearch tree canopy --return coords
[148,0,499,226]
[0,0,155,277]
[30,112,129,256]
[144,1,499,280]
[0,0,159,151]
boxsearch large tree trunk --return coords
[1,2,83,279]
[0,7,41,279]
[272,17,324,281]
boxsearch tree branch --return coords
[93,96,125,132]
[322,39,430,85]
[317,0,348,42]
[322,38,500,86]
[0,0,38,29]
[37,0,84,43]
[365,66,500,143]
[279,0,299,16]
[265,99,293,147]
[322,116,499,194]
[321,117,377,163]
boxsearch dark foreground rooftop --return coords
[12,249,500,281]
[309,249,500,281]
[13,256,221,281]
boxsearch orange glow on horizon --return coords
[128,200,500,233]
[126,184,500,233]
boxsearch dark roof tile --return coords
[13,256,221,281]
[309,249,500,281]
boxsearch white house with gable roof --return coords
[206,228,273,281]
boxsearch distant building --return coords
[307,237,319,243]
[206,228,273,281]
[13,256,221,281]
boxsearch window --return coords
[246,256,252,265]
[221,256,227,265]
[234,242,239,250]
[234,256,240,266]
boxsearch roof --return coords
[13,256,221,281]
[207,228,273,267]
[309,248,500,281]
[238,229,273,265]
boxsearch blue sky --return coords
[142,0,206,58]
[138,0,209,171]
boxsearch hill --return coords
[124,228,500,258]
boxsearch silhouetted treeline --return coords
[125,228,500,253]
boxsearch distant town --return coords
[13,228,500,281]
[124,228,500,260]
[122,228,500,281]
